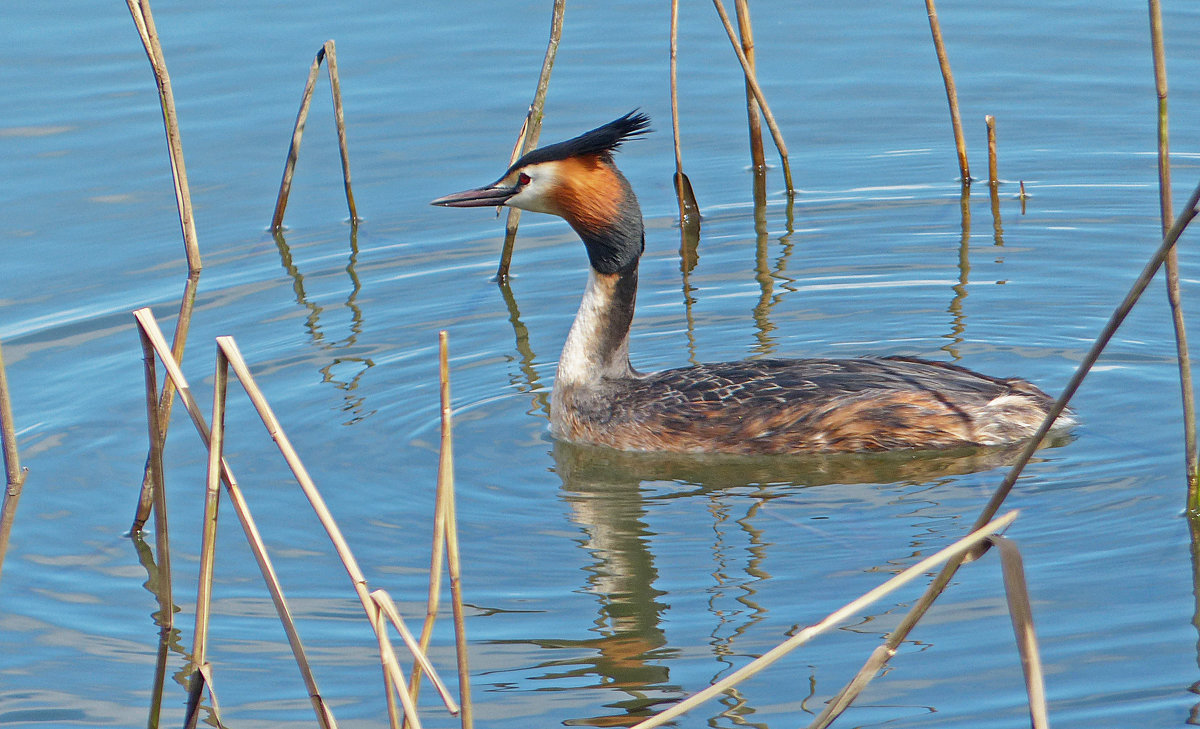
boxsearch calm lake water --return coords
[5,1,1200,727]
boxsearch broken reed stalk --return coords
[218,335,442,729]
[711,0,794,196]
[669,0,700,232]
[0,338,28,588]
[809,179,1200,728]
[496,0,566,282]
[138,325,173,628]
[987,535,1049,729]
[438,331,475,729]
[630,511,1021,729]
[985,115,998,187]
[126,0,203,535]
[272,40,358,231]
[1148,0,1199,497]
[130,277,200,533]
[184,342,229,729]
[924,0,970,182]
[373,589,460,712]
[132,309,338,729]
[125,0,201,273]
[734,0,766,172]
[323,41,358,224]
[271,47,323,231]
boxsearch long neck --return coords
[556,261,639,388]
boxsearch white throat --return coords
[555,268,633,389]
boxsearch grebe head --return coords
[432,111,651,274]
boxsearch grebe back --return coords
[432,112,1073,455]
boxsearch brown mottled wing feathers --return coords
[564,357,1057,454]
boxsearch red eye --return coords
[518,172,531,186]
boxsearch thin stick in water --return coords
[1148,0,1198,497]
[0,338,28,588]
[373,589,460,713]
[987,535,1049,729]
[711,0,794,196]
[985,114,998,187]
[438,331,474,729]
[138,325,173,629]
[734,0,766,173]
[496,0,566,282]
[126,0,204,532]
[925,0,970,182]
[184,343,230,729]
[670,0,700,232]
[125,0,201,273]
[272,45,324,231]
[322,40,358,224]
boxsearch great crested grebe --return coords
[432,112,1072,454]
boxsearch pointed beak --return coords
[430,183,518,208]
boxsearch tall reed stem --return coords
[183,343,229,729]
[734,0,765,172]
[1148,0,1198,498]
[438,332,474,729]
[925,0,970,181]
[126,0,203,534]
[669,0,700,233]
[138,326,173,628]
[496,0,566,281]
[0,339,27,589]
[985,115,998,187]
[711,0,793,196]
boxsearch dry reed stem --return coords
[322,41,359,224]
[925,0,970,181]
[437,331,475,729]
[366,600,423,729]
[184,343,230,729]
[711,0,794,196]
[138,326,173,628]
[985,115,998,187]
[630,511,1020,729]
[0,338,28,588]
[373,589,460,712]
[131,274,200,533]
[125,0,204,533]
[734,0,766,172]
[271,46,323,231]
[1149,0,1199,496]
[408,471,449,713]
[669,0,700,233]
[496,0,566,281]
[987,535,1049,729]
[132,309,337,729]
[125,0,201,273]
[217,335,426,728]
[497,112,532,283]
[809,179,1200,728]
[375,608,403,729]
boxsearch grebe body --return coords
[433,112,1072,455]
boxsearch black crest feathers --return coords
[507,111,651,173]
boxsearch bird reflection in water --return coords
[534,437,1067,727]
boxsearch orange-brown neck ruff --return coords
[549,155,644,275]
